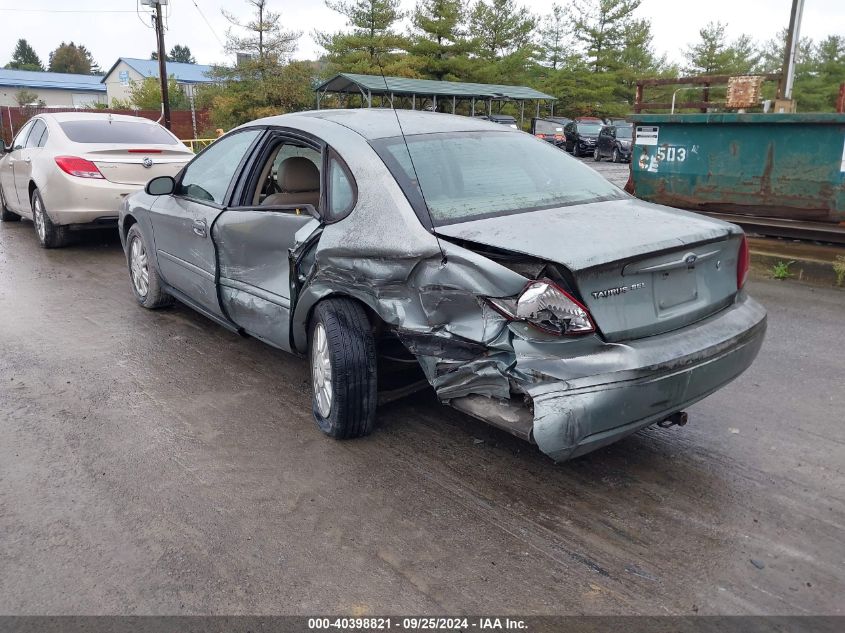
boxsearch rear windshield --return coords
[616,126,633,138]
[373,131,627,226]
[59,120,178,145]
[534,120,565,134]
[577,123,602,134]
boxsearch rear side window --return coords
[12,121,34,150]
[327,156,355,221]
[59,120,178,145]
[24,120,47,148]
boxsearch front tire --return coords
[572,144,581,157]
[126,223,171,309]
[0,185,20,222]
[31,189,67,248]
[612,147,620,163]
[593,147,601,161]
[309,298,377,440]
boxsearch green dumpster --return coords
[628,113,845,224]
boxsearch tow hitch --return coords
[657,411,689,428]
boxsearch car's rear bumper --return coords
[451,293,766,462]
[40,173,141,226]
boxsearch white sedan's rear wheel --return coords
[0,185,20,222]
[31,189,67,248]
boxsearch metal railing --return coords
[181,138,216,153]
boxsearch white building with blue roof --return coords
[101,57,215,106]
[0,68,106,107]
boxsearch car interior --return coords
[253,142,322,209]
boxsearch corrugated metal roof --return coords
[0,68,106,92]
[316,73,555,101]
[102,58,215,84]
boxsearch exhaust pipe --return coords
[657,411,688,428]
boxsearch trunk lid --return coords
[85,148,192,185]
[436,198,743,341]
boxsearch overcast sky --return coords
[2,0,844,73]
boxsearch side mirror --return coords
[1,144,9,154]
[145,175,175,196]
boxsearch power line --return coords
[189,0,225,47]
[0,8,138,12]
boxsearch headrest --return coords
[278,157,319,193]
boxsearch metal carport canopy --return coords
[315,72,555,101]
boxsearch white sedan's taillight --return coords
[54,156,104,179]
[487,279,596,336]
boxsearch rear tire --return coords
[593,147,601,162]
[612,147,620,163]
[309,298,378,440]
[31,189,67,248]
[126,223,171,309]
[572,144,581,157]
[0,185,20,222]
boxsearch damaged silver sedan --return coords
[119,110,766,462]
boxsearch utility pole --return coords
[777,0,805,105]
[152,1,171,130]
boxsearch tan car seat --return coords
[261,157,320,208]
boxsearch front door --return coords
[13,119,48,207]
[148,128,263,319]
[214,136,338,351]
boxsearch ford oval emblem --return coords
[685,254,698,268]
[142,157,154,169]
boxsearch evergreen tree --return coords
[468,0,536,61]
[538,4,570,71]
[573,0,642,74]
[151,45,198,64]
[223,0,301,62]
[683,21,759,75]
[407,0,471,80]
[316,0,412,76]
[6,39,44,72]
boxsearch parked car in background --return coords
[120,109,765,462]
[475,114,518,129]
[531,117,571,146]
[0,112,193,248]
[594,124,633,163]
[564,119,604,157]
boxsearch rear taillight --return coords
[737,234,750,289]
[486,279,596,336]
[54,156,104,179]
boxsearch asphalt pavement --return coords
[1,210,843,615]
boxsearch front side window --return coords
[25,120,47,149]
[179,130,262,205]
[12,121,34,150]
[374,131,627,226]
[615,127,633,139]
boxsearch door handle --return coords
[24,158,31,163]
[192,219,207,237]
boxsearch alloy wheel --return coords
[32,195,46,242]
[129,235,150,298]
[311,322,333,418]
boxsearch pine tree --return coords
[538,4,570,71]
[683,21,759,75]
[222,0,301,62]
[468,0,536,61]
[315,0,412,76]
[573,0,642,74]
[407,0,471,80]
[151,45,198,64]
[6,39,44,72]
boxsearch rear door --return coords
[148,128,263,319]
[213,132,344,351]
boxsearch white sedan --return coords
[0,112,193,247]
